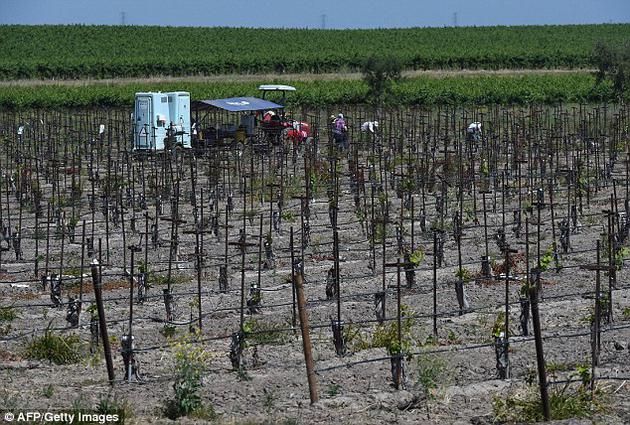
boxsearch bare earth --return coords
[1,105,629,425]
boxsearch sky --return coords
[0,0,628,28]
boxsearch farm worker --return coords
[332,113,348,150]
[286,120,310,144]
[263,110,276,122]
[466,122,482,142]
[361,120,379,133]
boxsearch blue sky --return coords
[0,0,628,28]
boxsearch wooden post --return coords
[580,242,611,393]
[126,245,138,381]
[395,258,403,389]
[78,220,86,327]
[593,240,601,390]
[530,280,550,421]
[197,189,203,330]
[501,245,517,379]
[294,271,318,404]
[91,258,115,384]
[432,230,438,337]
[290,227,297,329]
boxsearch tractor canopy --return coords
[192,96,283,112]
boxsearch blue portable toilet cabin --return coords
[134,91,191,150]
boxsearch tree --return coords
[362,56,403,106]
[592,41,630,98]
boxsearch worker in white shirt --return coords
[361,120,379,133]
[466,122,482,142]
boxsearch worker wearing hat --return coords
[332,113,348,151]
[263,110,276,122]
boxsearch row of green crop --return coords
[0,74,620,110]
[0,24,628,79]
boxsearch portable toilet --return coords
[134,92,170,150]
[134,91,191,150]
[166,91,191,149]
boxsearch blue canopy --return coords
[194,97,283,112]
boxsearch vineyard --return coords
[0,24,628,80]
[0,103,630,423]
[0,73,619,110]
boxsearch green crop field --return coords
[0,24,628,80]
[0,73,616,110]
